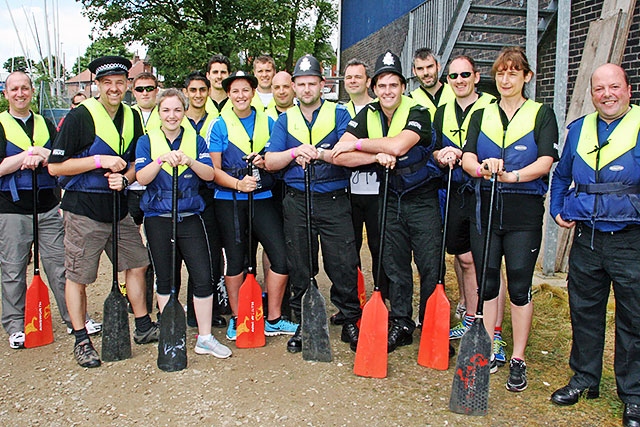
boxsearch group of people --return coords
[1,44,639,425]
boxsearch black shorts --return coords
[444,187,472,255]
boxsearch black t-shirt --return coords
[49,102,144,223]
[463,102,559,230]
[0,113,60,214]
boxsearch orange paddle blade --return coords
[236,273,265,348]
[24,274,54,348]
[354,290,388,378]
[418,283,450,370]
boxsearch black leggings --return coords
[144,214,213,298]
[469,227,541,306]
[214,197,288,276]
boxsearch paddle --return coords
[24,168,54,348]
[301,161,332,362]
[418,167,453,370]
[102,188,132,362]
[449,172,497,415]
[353,167,389,378]
[157,166,188,372]
[236,155,265,348]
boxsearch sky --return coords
[1,0,92,74]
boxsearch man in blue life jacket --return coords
[550,63,640,427]
[264,54,361,353]
[48,56,157,368]
[0,71,75,349]
[332,51,442,352]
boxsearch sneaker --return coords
[506,358,528,392]
[73,338,101,368]
[67,318,103,335]
[195,335,232,359]
[490,354,498,374]
[455,303,466,320]
[265,318,299,336]
[9,331,25,349]
[226,316,237,341]
[133,322,160,344]
[449,321,469,340]
[493,337,507,366]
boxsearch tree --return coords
[79,0,337,86]
[2,56,36,73]
[72,36,133,75]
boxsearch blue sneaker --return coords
[265,318,299,336]
[449,321,469,340]
[226,316,237,341]
[494,337,507,366]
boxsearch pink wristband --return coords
[290,148,296,159]
[355,139,362,151]
[157,157,163,165]
[476,165,483,177]
[94,154,101,169]
[27,147,34,156]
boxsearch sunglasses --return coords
[134,85,156,93]
[448,72,473,80]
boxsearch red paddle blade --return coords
[236,274,265,348]
[24,274,54,348]
[418,283,450,370]
[354,290,388,378]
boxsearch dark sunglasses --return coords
[134,85,156,93]
[448,72,473,80]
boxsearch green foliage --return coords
[79,0,337,86]
[72,36,133,75]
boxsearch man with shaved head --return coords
[550,63,640,427]
[267,71,296,119]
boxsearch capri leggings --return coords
[144,214,213,298]
[215,197,288,277]
[469,227,542,306]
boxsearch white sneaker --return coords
[195,335,232,359]
[9,331,25,349]
[67,318,103,335]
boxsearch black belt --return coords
[286,186,348,198]
[579,222,640,235]
[575,183,640,195]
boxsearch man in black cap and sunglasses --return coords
[332,50,443,353]
[49,56,157,368]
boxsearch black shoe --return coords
[187,315,197,328]
[329,311,346,325]
[287,326,302,353]
[624,403,640,427]
[387,323,413,353]
[449,344,455,358]
[212,315,227,328]
[550,384,600,406]
[341,323,359,352]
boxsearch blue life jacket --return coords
[0,111,57,201]
[140,126,205,216]
[560,106,640,224]
[59,98,135,193]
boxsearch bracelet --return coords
[156,157,163,165]
[290,148,296,159]
[27,147,34,156]
[513,170,520,182]
[355,139,362,151]
[122,176,130,188]
[476,165,483,177]
[94,154,102,169]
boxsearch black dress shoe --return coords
[449,344,455,358]
[330,311,346,325]
[287,326,302,353]
[341,323,359,352]
[211,315,227,328]
[550,384,599,406]
[624,403,640,427]
[387,323,413,353]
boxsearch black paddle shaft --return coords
[437,167,454,285]
[112,189,119,293]
[171,166,179,295]
[31,169,40,274]
[475,173,498,318]
[245,154,256,274]
[374,167,390,291]
[304,162,314,287]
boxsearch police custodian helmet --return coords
[292,54,324,80]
